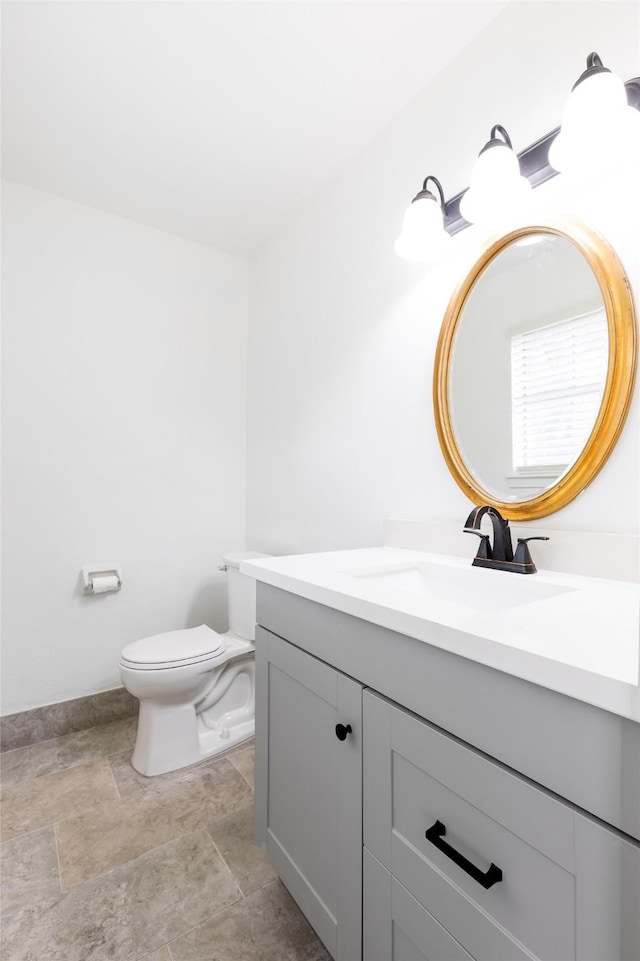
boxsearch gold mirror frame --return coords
[433,219,637,520]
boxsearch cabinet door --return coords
[255,627,362,961]
[364,848,474,961]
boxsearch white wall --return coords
[246,1,640,556]
[3,2,639,714]
[1,181,248,714]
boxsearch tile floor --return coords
[0,717,331,960]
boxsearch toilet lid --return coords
[121,625,225,667]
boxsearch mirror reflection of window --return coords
[509,310,608,494]
[448,233,608,503]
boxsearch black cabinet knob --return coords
[335,723,352,741]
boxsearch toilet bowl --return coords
[120,551,268,776]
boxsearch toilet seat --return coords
[120,625,226,671]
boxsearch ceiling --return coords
[2,1,507,256]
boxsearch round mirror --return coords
[434,220,637,520]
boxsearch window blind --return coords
[511,310,608,473]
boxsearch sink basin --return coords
[350,560,577,613]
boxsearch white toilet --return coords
[120,551,268,777]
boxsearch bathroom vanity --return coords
[246,210,640,960]
[246,549,640,961]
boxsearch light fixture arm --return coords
[444,73,640,236]
[573,51,610,89]
[419,175,445,208]
[486,125,512,150]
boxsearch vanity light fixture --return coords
[394,175,451,263]
[459,125,532,227]
[549,52,640,177]
[395,52,640,255]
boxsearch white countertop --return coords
[241,547,640,723]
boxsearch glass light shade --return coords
[460,142,532,226]
[394,194,451,263]
[549,70,640,176]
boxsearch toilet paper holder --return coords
[82,565,123,594]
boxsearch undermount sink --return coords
[349,560,577,613]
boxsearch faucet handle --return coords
[463,530,492,560]
[513,536,549,574]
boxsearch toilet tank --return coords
[222,551,270,641]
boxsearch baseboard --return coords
[0,687,139,753]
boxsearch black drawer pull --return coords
[335,723,352,741]
[425,820,503,890]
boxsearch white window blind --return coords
[511,310,608,473]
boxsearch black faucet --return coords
[463,505,549,574]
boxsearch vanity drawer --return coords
[363,690,576,961]
[364,847,474,961]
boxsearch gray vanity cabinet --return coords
[363,689,640,961]
[254,626,363,961]
[254,585,640,961]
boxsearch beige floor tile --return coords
[0,717,137,789]
[208,802,276,896]
[1,829,241,961]
[1,722,328,961]
[125,829,242,953]
[57,757,253,888]
[227,735,254,753]
[228,744,254,788]
[109,748,252,801]
[169,879,331,961]
[140,948,172,961]
[0,758,119,842]
[0,826,61,919]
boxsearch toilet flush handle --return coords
[218,564,228,572]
